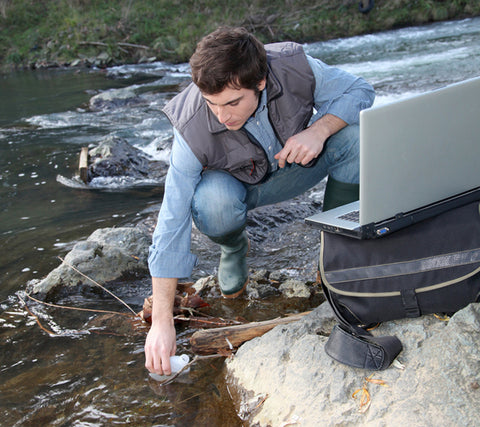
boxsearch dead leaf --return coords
[352,385,371,413]
[365,374,388,387]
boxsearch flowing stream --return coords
[1,18,479,426]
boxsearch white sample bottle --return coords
[169,354,190,373]
[149,354,190,381]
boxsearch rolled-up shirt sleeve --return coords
[307,55,375,125]
[148,128,203,278]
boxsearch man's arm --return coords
[274,54,374,168]
[274,113,347,168]
[144,277,178,375]
[306,55,375,125]
[145,130,203,375]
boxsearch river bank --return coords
[1,0,480,72]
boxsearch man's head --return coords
[190,27,268,130]
[190,27,267,95]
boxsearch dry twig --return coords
[25,293,133,317]
[17,293,56,336]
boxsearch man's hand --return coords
[145,318,176,375]
[144,277,178,375]
[274,126,326,168]
[274,114,347,168]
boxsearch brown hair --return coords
[189,27,267,95]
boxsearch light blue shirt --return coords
[148,55,375,278]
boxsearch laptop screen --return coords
[358,77,480,225]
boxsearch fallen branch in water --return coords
[17,293,56,336]
[19,292,138,337]
[190,311,311,355]
[58,256,139,318]
[17,258,144,336]
[22,269,214,337]
[25,292,133,317]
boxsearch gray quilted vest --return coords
[163,42,315,184]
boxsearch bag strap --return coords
[325,324,403,370]
[321,282,403,370]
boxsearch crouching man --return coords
[145,27,375,375]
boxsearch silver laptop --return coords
[305,76,480,239]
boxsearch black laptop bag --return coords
[318,200,480,370]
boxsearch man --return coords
[145,27,375,375]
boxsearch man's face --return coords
[202,79,266,131]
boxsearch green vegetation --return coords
[0,0,479,72]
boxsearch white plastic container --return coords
[149,354,190,381]
[169,354,190,373]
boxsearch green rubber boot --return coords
[323,176,360,211]
[209,228,249,298]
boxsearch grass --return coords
[0,0,479,72]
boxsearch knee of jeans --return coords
[326,125,359,162]
[191,172,247,237]
[330,124,359,151]
[325,124,360,183]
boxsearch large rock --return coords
[87,135,168,184]
[30,227,151,296]
[226,302,480,426]
[89,87,141,110]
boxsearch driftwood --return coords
[190,311,311,355]
[79,147,89,183]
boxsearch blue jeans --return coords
[191,124,359,238]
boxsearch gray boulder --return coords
[226,302,480,426]
[87,135,168,184]
[30,227,150,295]
[89,87,141,110]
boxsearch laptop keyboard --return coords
[338,210,360,223]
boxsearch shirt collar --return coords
[257,89,268,114]
[246,88,268,125]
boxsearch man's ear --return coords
[257,78,266,91]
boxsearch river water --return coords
[1,18,479,426]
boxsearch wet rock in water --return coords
[29,227,150,296]
[89,86,143,110]
[226,302,480,426]
[87,135,168,184]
